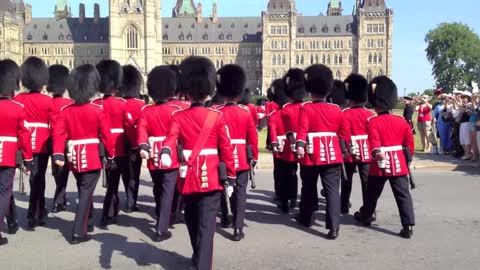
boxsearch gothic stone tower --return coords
[109,0,162,74]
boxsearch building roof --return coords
[0,0,15,13]
[23,18,109,44]
[362,0,386,13]
[296,16,355,37]
[173,0,197,17]
[267,0,293,15]
[162,17,263,43]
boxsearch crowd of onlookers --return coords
[403,89,480,160]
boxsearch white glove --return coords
[227,186,234,198]
[160,154,172,167]
[139,150,149,160]
[297,146,306,159]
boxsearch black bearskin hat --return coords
[283,68,306,101]
[147,66,177,101]
[368,76,398,110]
[180,56,216,101]
[47,65,70,96]
[271,79,288,106]
[0,59,20,96]
[120,65,144,98]
[327,80,347,108]
[216,64,246,99]
[96,60,123,95]
[344,73,368,103]
[304,64,333,98]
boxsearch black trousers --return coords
[361,175,415,226]
[171,187,184,223]
[0,167,16,230]
[273,158,282,198]
[341,163,370,211]
[299,165,341,230]
[102,157,129,218]
[52,161,70,206]
[72,171,99,236]
[184,191,221,270]
[127,154,142,209]
[27,154,49,221]
[277,159,298,203]
[232,171,249,231]
[150,169,178,234]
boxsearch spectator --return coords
[458,92,473,160]
[470,94,479,161]
[416,95,433,152]
[403,97,415,134]
[435,94,453,154]
[450,90,465,157]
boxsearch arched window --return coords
[336,70,341,80]
[272,70,277,80]
[379,53,383,64]
[300,55,305,65]
[378,69,384,76]
[349,54,353,65]
[315,55,319,63]
[126,25,139,49]
[272,55,276,66]
[339,55,343,65]
[310,55,314,64]
[368,53,373,64]
[322,54,326,64]
[373,53,378,64]
[367,70,373,81]
[327,55,331,65]
[334,54,338,65]
[296,55,300,65]
[282,55,286,65]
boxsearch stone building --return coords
[0,0,393,94]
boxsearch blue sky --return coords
[30,0,480,94]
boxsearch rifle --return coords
[219,162,233,221]
[16,151,26,195]
[246,145,256,189]
[338,139,349,182]
[402,147,416,189]
[99,143,108,188]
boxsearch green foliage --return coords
[425,22,480,92]
[422,89,435,96]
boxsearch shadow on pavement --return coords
[414,152,480,175]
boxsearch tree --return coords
[425,23,480,93]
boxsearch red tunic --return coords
[279,102,303,162]
[124,97,146,150]
[50,97,73,132]
[137,103,181,170]
[14,92,53,154]
[168,99,190,110]
[265,101,279,115]
[339,106,375,163]
[296,101,344,166]
[217,103,259,171]
[257,105,267,120]
[0,98,33,167]
[268,109,284,159]
[92,96,127,157]
[367,113,414,177]
[162,105,236,195]
[53,103,115,173]
[245,103,259,127]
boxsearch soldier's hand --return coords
[139,150,149,160]
[375,152,385,161]
[23,167,31,175]
[297,146,305,159]
[55,160,65,167]
[160,154,172,167]
[227,186,234,198]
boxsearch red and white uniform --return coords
[53,103,115,173]
[257,105,267,120]
[0,98,33,167]
[265,101,279,116]
[368,113,414,177]
[296,101,344,166]
[14,92,53,154]
[137,102,182,170]
[168,98,190,110]
[339,106,375,163]
[124,97,146,150]
[217,103,258,171]
[268,109,285,159]
[279,102,303,162]
[92,96,127,157]
[162,105,236,195]
[245,103,259,127]
[50,96,73,132]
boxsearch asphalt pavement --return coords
[1,168,479,270]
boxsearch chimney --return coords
[197,2,203,23]
[79,3,85,24]
[94,3,100,23]
[212,0,217,24]
[25,4,32,24]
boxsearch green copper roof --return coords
[56,0,67,11]
[330,0,340,8]
[179,1,195,15]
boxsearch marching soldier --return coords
[14,56,52,229]
[94,60,128,227]
[160,56,236,270]
[137,66,181,242]
[295,64,344,240]
[47,65,74,213]
[216,65,259,241]
[277,68,307,213]
[167,65,191,110]
[239,88,259,127]
[53,64,115,244]
[339,74,374,214]
[120,65,146,213]
[354,76,416,239]
[0,60,33,246]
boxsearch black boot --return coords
[153,231,172,242]
[232,229,245,242]
[327,229,339,240]
[399,226,413,239]
[353,211,374,226]
[0,234,8,246]
[281,201,289,214]
[52,204,66,213]
[70,234,91,245]
[26,219,36,231]
[7,222,19,235]
[221,217,232,228]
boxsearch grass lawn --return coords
[257,109,423,154]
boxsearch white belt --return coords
[351,135,368,141]
[308,132,337,138]
[69,138,100,146]
[276,135,286,141]
[183,149,218,156]
[111,128,125,134]
[231,139,246,144]
[0,136,17,142]
[149,136,166,142]
[25,122,49,128]
[381,145,403,152]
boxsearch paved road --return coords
[1,169,480,270]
